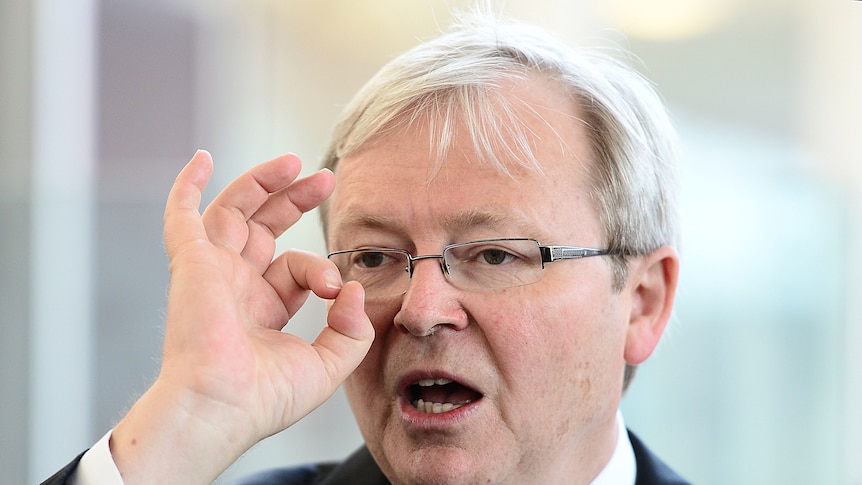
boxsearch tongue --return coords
[417,382,480,405]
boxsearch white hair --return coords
[319,10,680,390]
[321,10,679,290]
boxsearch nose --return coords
[393,255,469,337]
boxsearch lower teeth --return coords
[413,398,467,414]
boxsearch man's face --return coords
[327,78,635,484]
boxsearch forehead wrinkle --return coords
[330,211,408,238]
[430,208,558,245]
[330,206,552,247]
[438,208,543,238]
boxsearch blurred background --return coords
[1,0,859,483]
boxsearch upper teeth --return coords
[417,378,453,387]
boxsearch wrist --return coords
[110,379,258,484]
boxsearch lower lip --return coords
[398,397,481,428]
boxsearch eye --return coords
[478,248,515,265]
[355,251,390,268]
[453,243,523,266]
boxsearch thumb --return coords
[313,281,374,391]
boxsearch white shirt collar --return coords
[590,410,636,485]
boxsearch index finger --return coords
[163,150,214,259]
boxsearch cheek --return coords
[344,358,376,411]
[365,297,400,332]
[482,292,624,405]
[345,298,399,404]
[344,350,387,439]
[481,300,562,388]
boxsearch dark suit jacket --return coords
[41,431,690,485]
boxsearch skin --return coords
[102,78,675,483]
[327,76,679,484]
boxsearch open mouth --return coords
[407,377,483,414]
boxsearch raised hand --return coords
[110,150,374,484]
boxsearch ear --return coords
[623,245,679,365]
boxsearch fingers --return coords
[239,169,335,273]
[200,153,335,274]
[163,150,214,260]
[263,249,344,327]
[201,153,303,254]
[249,168,336,240]
[267,250,374,386]
[262,252,374,409]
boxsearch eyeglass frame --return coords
[326,237,613,295]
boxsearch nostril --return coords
[394,318,440,338]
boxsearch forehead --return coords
[327,77,598,244]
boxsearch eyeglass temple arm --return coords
[540,245,610,263]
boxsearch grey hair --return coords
[318,10,680,389]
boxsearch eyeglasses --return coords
[327,238,611,298]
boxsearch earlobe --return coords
[623,246,679,365]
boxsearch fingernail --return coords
[324,270,343,290]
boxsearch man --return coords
[44,10,688,485]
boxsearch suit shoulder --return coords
[628,430,692,485]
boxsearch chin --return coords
[380,443,502,485]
